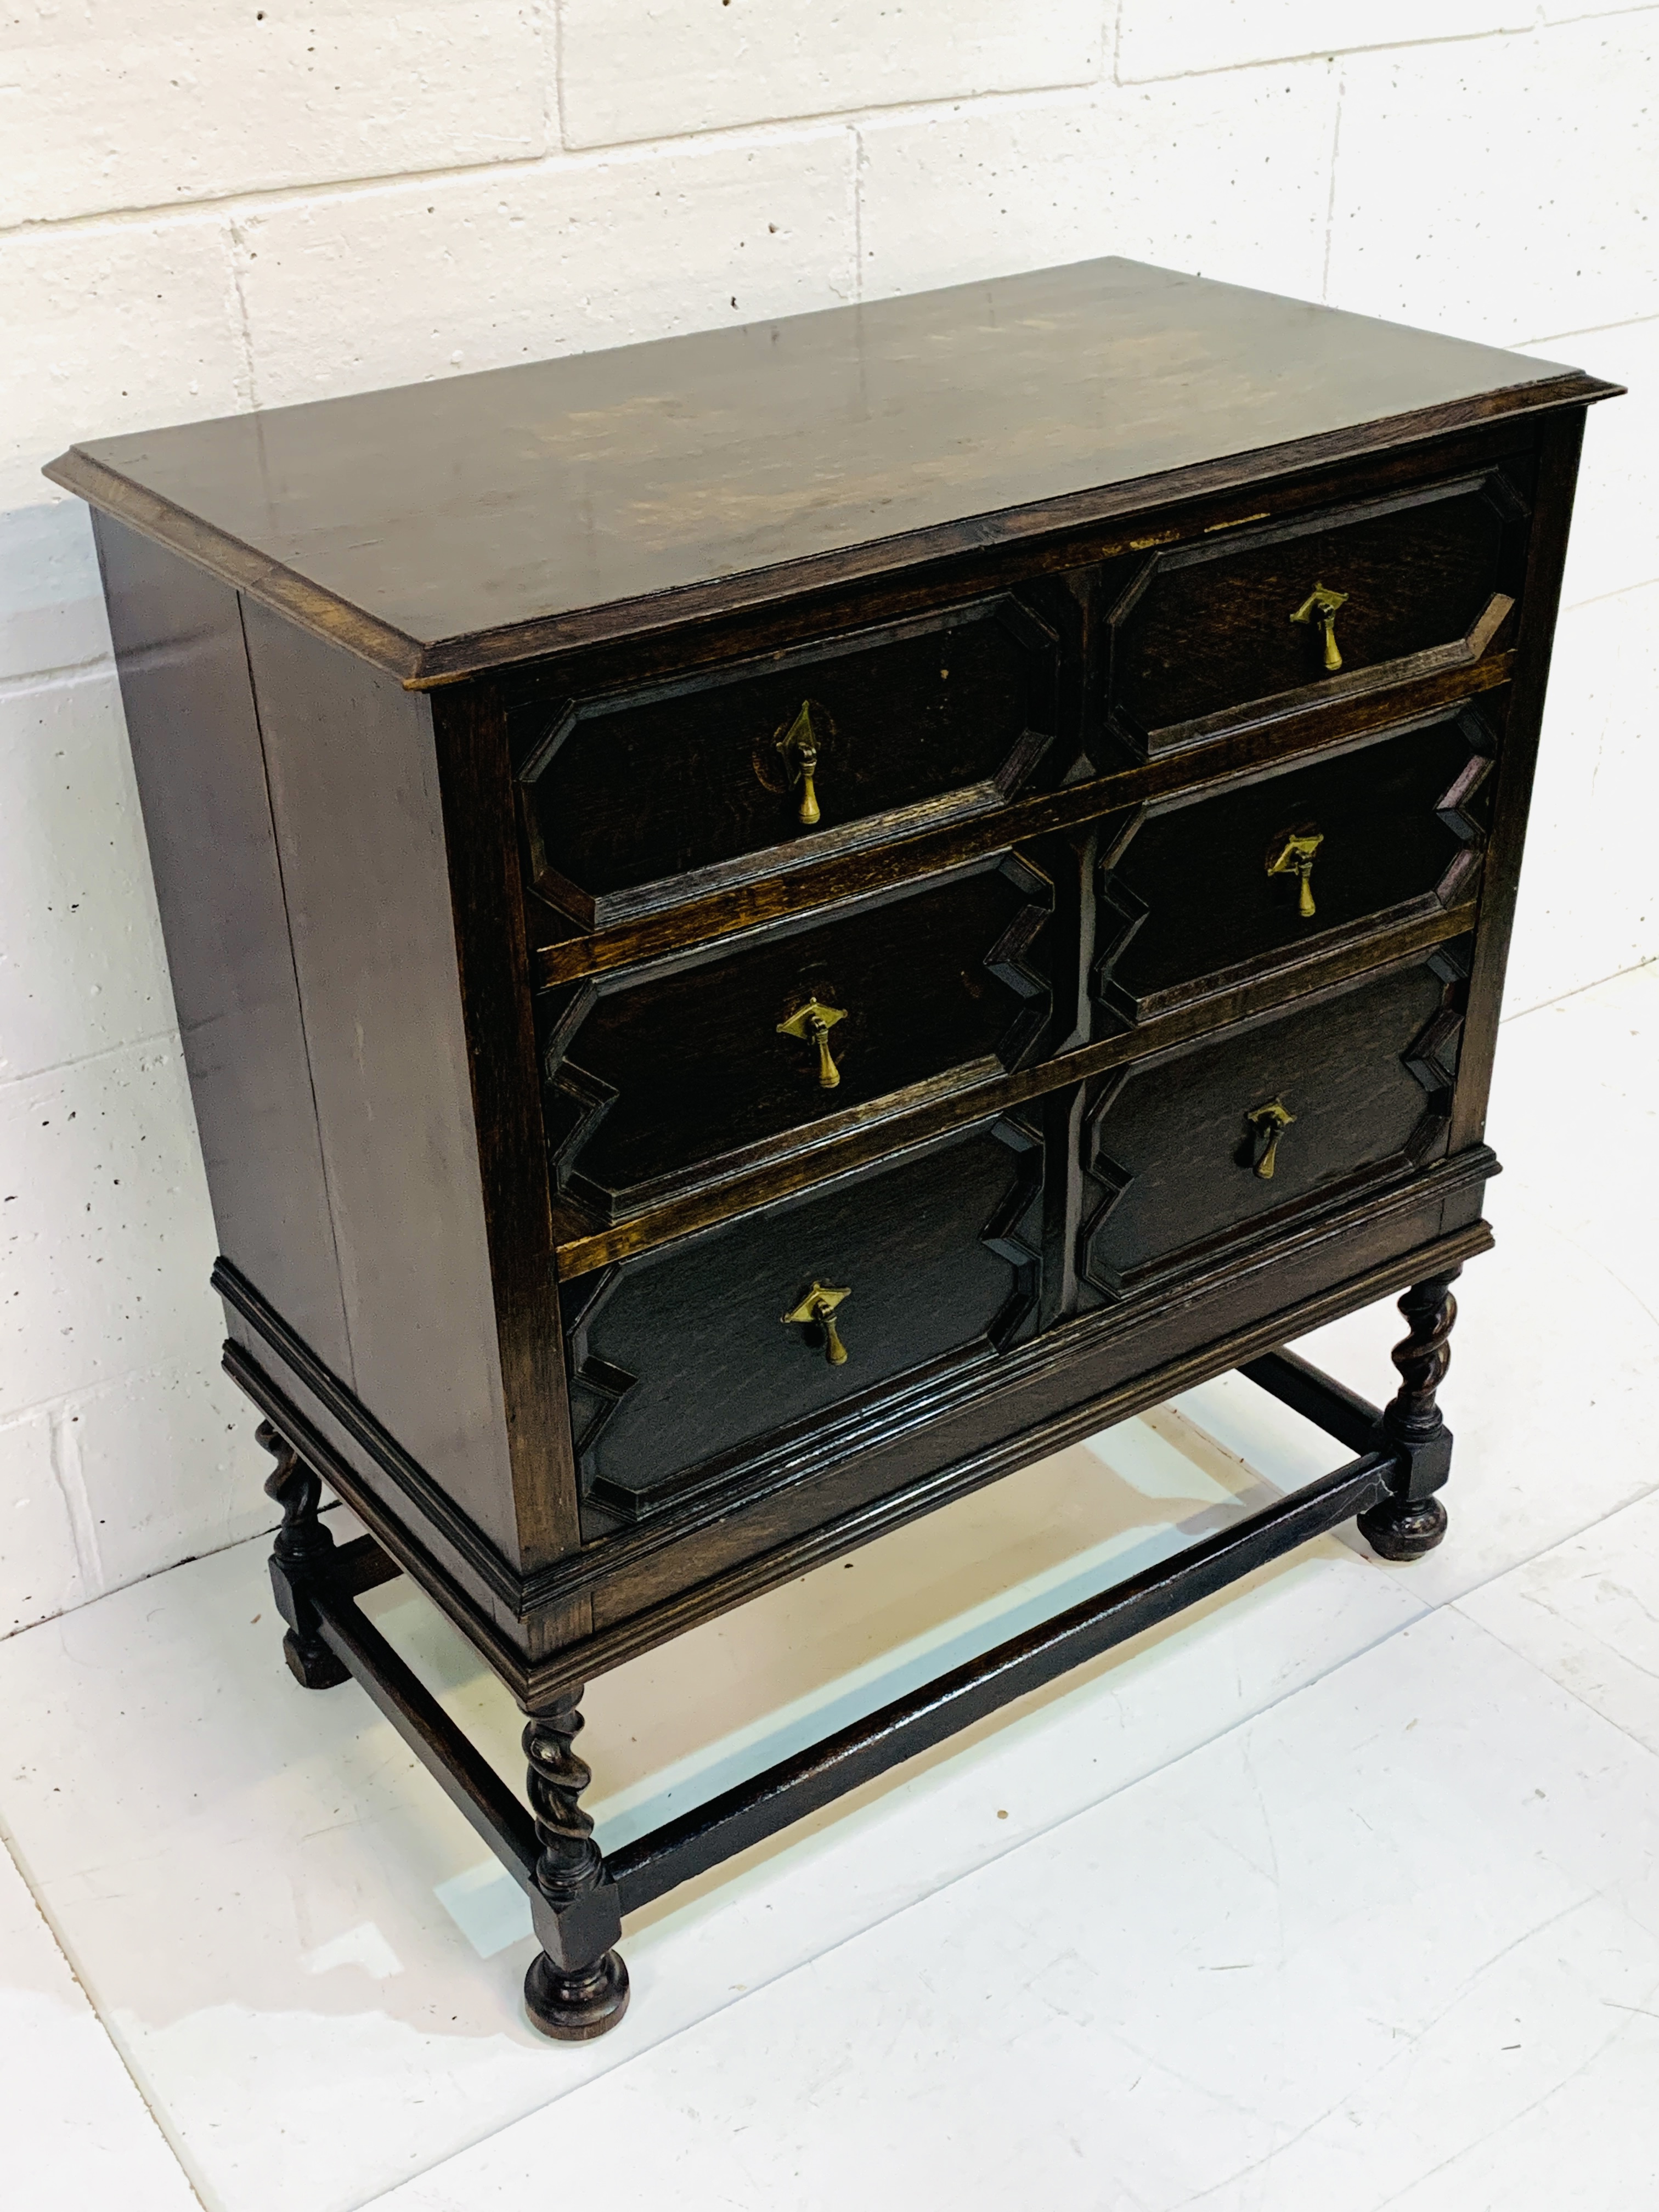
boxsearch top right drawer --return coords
[1107,467,1530,756]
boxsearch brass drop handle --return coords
[1290,582,1349,672]
[782,1280,851,1365]
[777,997,847,1090]
[1266,826,1324,919]
[776,700,823,827]
[1245,1097,1296,1181]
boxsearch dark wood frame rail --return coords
[258,1283,1460,2040]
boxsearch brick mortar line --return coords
[544,0,566,156]
[1519,309,1659,347]
[0,656,115,698]
[1111,18,1573,88]
[1503,952,1658,1023]
[0,52,1404,247]
[4,4,1655,256]
[0,1022,188,1094]
[1559,574,1659,613]
[0,1349,241,1439]
[0,82,1084,243]
[1319,60,1344,303]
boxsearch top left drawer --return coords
[516,592,1067,927]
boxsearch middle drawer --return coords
[1093,704,1494,1030]
[541,851,1058,1220]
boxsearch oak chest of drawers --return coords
[52,256,1618,2039]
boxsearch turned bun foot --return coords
[524,1948,630,2041]
[1358,1492,1448,1562]
[280,1626,350,1690]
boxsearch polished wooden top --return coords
[47,256,1612,684]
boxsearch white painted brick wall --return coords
[1327,19,1659,345]
[1115,2,1535,82]
[3,3,1656,1636]
[236,131,858,407]
[2,2,550,228]
[2,212,247,514]
[557,1,1103,148]
[856,67,1341,304]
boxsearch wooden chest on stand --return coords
[52,257,1617,2036]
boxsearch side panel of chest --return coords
[92,516,351,1379]
[234,611,541,1564]
[98,534,582,1583]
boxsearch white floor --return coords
[2,961,1655,2212]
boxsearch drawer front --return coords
[545,854,1054,1218]
[520,592,1067,923]
[1080,950,1466,1296]
[1093,707,1493,1027]
[565,1117,1043,1523]
[1108,470,1526,752]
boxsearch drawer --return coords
[518,591,1069,926]
[565,1117,1044,1525]
[1107,469,1527,754]
[1093,706,1493,1028]
[1080,949,1466,1297]
[543,854,1057,1218]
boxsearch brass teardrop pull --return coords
[775,700,822,827]
[1266,824,1324,919]
[782,1280,850,1365]
[777,997,847,1090]
[1244,1097,1296,1181]
[1290,582,1348,672]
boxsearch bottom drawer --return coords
[1080,946,1468,1297]
[565,1117,1045,1524]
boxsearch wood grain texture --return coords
[238,607,537,1566]
[91,516,353,1378]
[568,1115,1042,1527]
[550,896,1481,1280]
[494,411,1537,788]
[54,263,1620,2047]
[1080,953,1463,1296]
[1107,467,1525,749]
[1094,707,1492,1026]
[428,681,586,1573]
[532,656,1515,991]
[521,589,1065,917]
[571,1173,1494,1647]
[47,258,1615,680]
[543,850,1054,1219]
[1449,410,1587,1152]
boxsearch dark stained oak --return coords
[1358,1270,1463,1559]
[567,1116,1042,1527]
[1107,465,1527,751]
[257,1418,349,1691]
[90,516,353,1378]
[1080,950,1465,1298]
[548,896,1483,1281]
[58,256,1617,2040]
[520,589,1071,922]
[544,850,1055,1218]
[49,257,1614,682]
[533,648,1519,991]
[1094,705,1493,1028]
